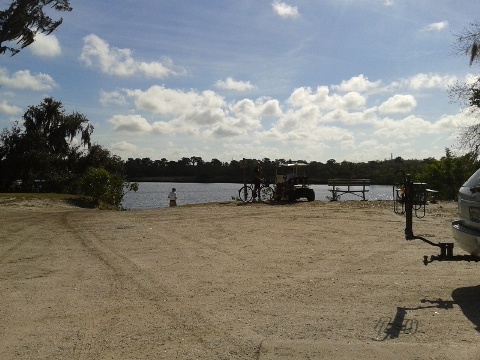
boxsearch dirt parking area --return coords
[0,198,479,359]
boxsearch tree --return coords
[190,156,204,166]
[0,98,91,191]
[453,21,480,66]
[419,148,479,199]
[0,0,72,56]
[4,97,93,191]
[0,97,138,208]
[450,21,480,156]
[80,167,138,210]
[81,144,124,175]
[23,97,93,151]
[0,97,92,189]
[0,123,24,189]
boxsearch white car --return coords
[452,168,480,256]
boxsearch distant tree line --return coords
[125,152,479,200]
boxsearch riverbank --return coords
[1,198,478,359]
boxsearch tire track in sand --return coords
[63,211,254,359]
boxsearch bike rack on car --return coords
[394,169,480,265]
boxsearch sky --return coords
[0,0,479,163]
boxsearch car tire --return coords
[307,191,315,202]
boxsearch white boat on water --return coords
[452,168,480,256]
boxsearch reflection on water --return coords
[122,182,394,210]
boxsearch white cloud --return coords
[272,1,299,19]
[378,94,417,114]
[210,124,244,138]
[383,0,395,6]
[109,86,284,139]
[183,108,226,126]
[110,141,156,159]
[108,114,152,132]
[100,90,129,106]
[215,77,256,91]
[437,111,479,129]
[231,98,282,118]
[80,34,180,78]
[287,86,328,107]
[406,73,457,90]
[287,86,366,110]
[109,86,234,137]
[274,106,320,132]
[421,21,448,32]
[125,86,226,117]
[261,98,283,116]
[323,108,378,125]
[341,92,367,109]
[387,73,458,92]
[331,74,381,93]
[0,68,56,91]
[0,100,22,115]
[465,73,478,86]
[228,98,281,130]
[373,115,444,140]
[29,33,61,57]
[111,140,139,152]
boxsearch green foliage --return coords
[0,97,94,192]
[0,97,138,209]
[0,0,72,56]
[80,167,138,210]
[418,149,479,199]
[81,144,124,174]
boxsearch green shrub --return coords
[81,167,138,209]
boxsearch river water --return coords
[121,182,394,210]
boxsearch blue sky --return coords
[0,0,478,163]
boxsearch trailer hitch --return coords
[393,170,464,265]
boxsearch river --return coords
[121,182,394,210]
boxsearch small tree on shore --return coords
[80,167,138,210]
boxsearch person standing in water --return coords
[168,188,177,207]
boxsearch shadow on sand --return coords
[452,285,480,332]
[374,287,480,342]
[374,298,456,341]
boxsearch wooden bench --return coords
[327,179,370,201]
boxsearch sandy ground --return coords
[0,197,479,359]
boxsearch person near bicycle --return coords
[253,162,262,202]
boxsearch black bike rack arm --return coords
[394,170,480,265]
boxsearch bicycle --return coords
[238,179,274,202]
